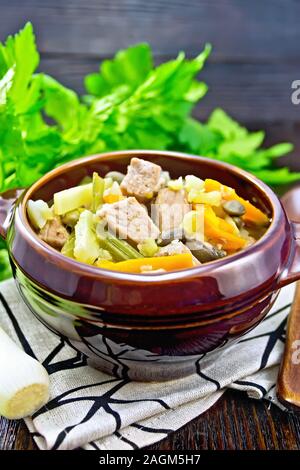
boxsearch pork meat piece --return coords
[39,216,69,249]
[156,240,200,265]
[120,158,162,201]
[153,188,191,232]
[98,197,160,244]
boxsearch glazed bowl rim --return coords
[18,149,283,284]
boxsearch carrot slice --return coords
[97,253,194,273]
[204,206,246,252]
[204,179,269,225]
[219,218,235,234]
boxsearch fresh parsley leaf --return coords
[85,43,153,97]
[42,74,84,135]
[0,238,11,281]
[0,248,11,281]
[178,118,220,154]
[0,22,39,114]
[178,108,299,185]
[253,167,300,185]
[208,108,247,140]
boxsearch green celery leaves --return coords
[178,109,300,183]
[85,43,153,97]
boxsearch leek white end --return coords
[0,326,50,420]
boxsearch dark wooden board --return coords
[149,391,300,450]
[1,0,300,61]
[1,0,299,153]
[1,391,300,450]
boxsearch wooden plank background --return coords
[0,0,299,169]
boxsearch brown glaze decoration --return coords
[0,150,299,380]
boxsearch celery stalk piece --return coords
[107,235,142,259]
[62,208,84,227]
[61,233,75,258]
[74,210,100,264]
[98,238,128,261]
[97,248,113,261]
[96,226,142,261]
[27,200,53,229]
[54,183,93,216]
[137,238,158,257]
[92,172,105,212]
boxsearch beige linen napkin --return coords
[0,279,294,450]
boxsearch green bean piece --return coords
[104,171,126,184]
[187,240,226,263]
[232,216,244,229]
[222,200,246,217]
[157,228,185,246]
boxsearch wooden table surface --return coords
[1,390,300,450]
[1,0,300,451]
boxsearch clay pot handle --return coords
[0,189,24,240]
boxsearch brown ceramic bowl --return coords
[1,150,299,381]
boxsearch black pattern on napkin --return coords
[0,280,294,450]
